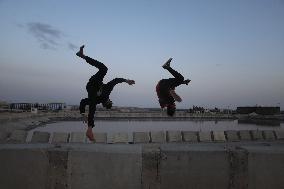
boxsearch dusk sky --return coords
[0,0,283,109]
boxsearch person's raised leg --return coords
[162,58,184,81]
[76,45,108,71]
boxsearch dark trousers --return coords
[81,56,108,128]
[164,66,184,82]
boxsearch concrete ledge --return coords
[225,130,240,142]
[166,131,182,143]
[239,130,252,141]
[251,130,263,141]
[275,131,284,140]
[52,132,69,143]
[150,131,166,143]
[1,143,284,189]
[133,132,150,143]
[31,131,50,143]
[70,132,86,143]
[8,130,27,143]
[212,131,226,142]
[108,133,129,144]
[198,131,212,142]
[94,132,107,143]
[262,130,276,141]
[182,131,198,142]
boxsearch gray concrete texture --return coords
[182,131,198,142]
[133,132,150,143]
[198,131,212,142]
[212,131,226,142]
[166,131,182,142]
[31,131,50,143]
[2,130,284,145]
[1,142,284,189]
[52,132,69,143]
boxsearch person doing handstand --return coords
[156,58,191,116]
[76,45,135,141]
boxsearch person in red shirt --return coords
[156,58,191,116]
[76,45,135,141]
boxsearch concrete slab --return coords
[262,130,275,141]
[250,130,263,140]
[239,130,252,141]
[52,132,69,143]
[94,132,107,143]
[133,132,150,143]
[182,131,198,142]
[68,145,142,189]
[69,132,86,143]
[225,130,240,142]
[198,131,212,142]
[31,131,51,143]
[159,144,229,189]
[0,131,9,143]
[212,131,226,142]
[166,131,182,143]
[0,147,49,189]
[8,130,27,143]
[241,146,284,189]
[108,133,129,144]
[150,131,166,143]
[275,130,284,140]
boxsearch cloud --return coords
[26,22,64,50]
[67,42,77,51]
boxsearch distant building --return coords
[9,102,66,111]
[236,106,280,115]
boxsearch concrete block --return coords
[275,130,284,140]
[212,131,226,142]
[150,131,166,143]
[239,130,252,141]
[159,144,229,189]
[94,132,107,143]
[69,132,86,143]
[133,132,150,143]
[0,131,9,143]
[8,130,27,143]
[52,132,69,143]
[262,130,275,141]
[142,144,161,189]
[108,133,129,144]
[198,131,212,142]
[182,131,198,142]
[250,130,263,140]
[225,130,240,142]
[0,147,49,189]
[166,131,182,143]
[68,145,142,189]
[31,131,51,143]
[242,146,284,189]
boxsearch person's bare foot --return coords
[162,58,172,69]
[76,45,85,58]
[184,79,191,85]
[86,127,95,141]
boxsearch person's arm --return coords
[106,78,135,91]
[169,89,182,102]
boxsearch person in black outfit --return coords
[156,58,191,116]
[76,45,135,141]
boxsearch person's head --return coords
[166,104,176,116]
[102,99,113,109]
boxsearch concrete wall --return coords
[0,142,284,189]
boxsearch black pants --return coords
[81,56,108,127]
[164,66,184,82]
